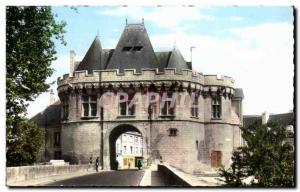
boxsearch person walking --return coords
[88,156,93,171]
[115,159,119,171]
[95,157,99,172]
[137,160,142,170]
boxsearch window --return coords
[122,46,132,51]
[62,97,69,120]
[124,146,127,153]
[135,137,138,143]
[54,132,61,147]
[212,96,221,119]
[117,143,120,153]
[196,140,199,149]
[132,46,143,51]
[82,95,97,117]
[191,94,199,117]
[130,146,133,154]
[119,94,135,116]
[168,128,178,136]
[140,148,143,154]
[161,98,175,116]
[148,95,158,118]
[54,151,62,160]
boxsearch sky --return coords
[26,6,294,118]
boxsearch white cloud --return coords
[150,23,294,115]
[98,6,214,29]
[230,16,244,21]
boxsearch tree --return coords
[219,121,294,187]
[6,120,45,166]
[6,6,66,166]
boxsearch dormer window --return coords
[133,46,143,51]
[122,46,143,52]
[122,46,132,51]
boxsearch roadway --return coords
[45,170,145,187]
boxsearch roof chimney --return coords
[49,89,55,105]
[70,50,76,75]
[262,111,269,125]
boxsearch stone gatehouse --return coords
[32,22,244,174]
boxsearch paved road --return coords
[46,170,145,187]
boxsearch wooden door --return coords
[211,151,222,167]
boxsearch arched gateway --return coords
[107,124,145,170]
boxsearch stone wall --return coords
[61,122,100,164]
[6,164,89,185]
[53,68,243,173]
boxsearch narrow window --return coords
[168,128,178,136]
[212,96,221,119]
[62,97,69,120]
[82,95,97,117]
[191,94,199,117]
[130,146,133,154]
[196,140,199,149]
[116,143,120,153]
[54,132,61,147]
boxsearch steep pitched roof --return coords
[101,49,114,69]
[30,101,61,127]
[243,112,294,128]
[269,113,294,126]
[106,24,160,73]
[167,48,191,72]
[155,51,172,70]
[76,36,103,73]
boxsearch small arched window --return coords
[196,140,199,149]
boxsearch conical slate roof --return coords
[155,51,172,71]
[74,24,192,73]
[106,24,160,73]
[167,48,191,72]
[76,36,103,73]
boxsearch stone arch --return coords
[108,124,143,170]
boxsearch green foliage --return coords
[219,121,294,187]
[6,6,66,166]
[7,120,45,166]
[218,148,249,187]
